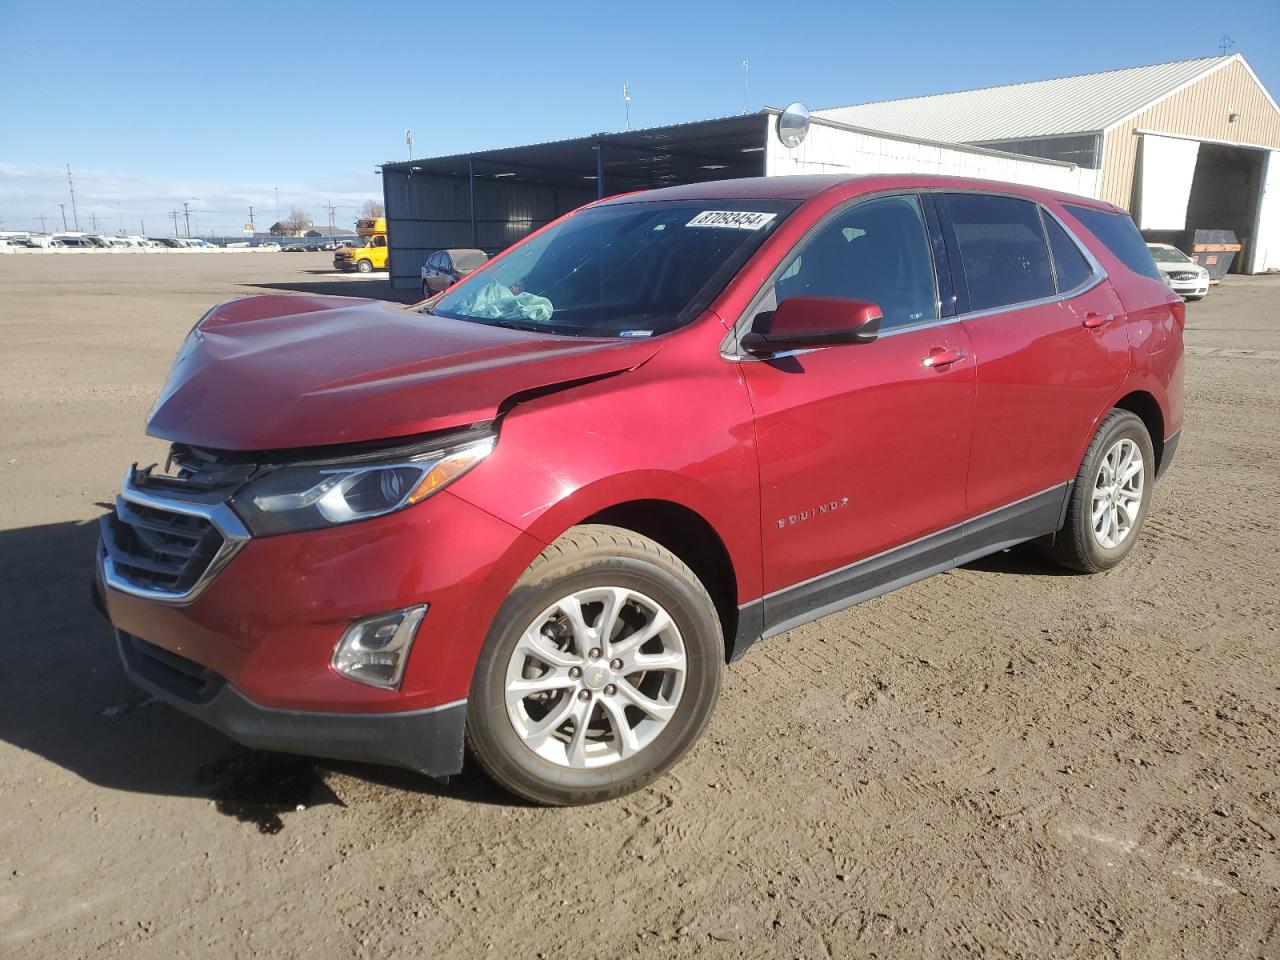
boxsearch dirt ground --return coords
[0,252,1277,959]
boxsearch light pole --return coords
[182,198,199,239]
[66,164,80,230]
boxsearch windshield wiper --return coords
[492,319,560,334]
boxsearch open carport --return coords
[379,115,768,290]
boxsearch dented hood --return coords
[147,295,660,451]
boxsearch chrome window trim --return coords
[723,193,1110,359]
[99,471,250,606]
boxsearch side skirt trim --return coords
[732,483,1069,659]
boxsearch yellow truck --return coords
[333,217,388,273]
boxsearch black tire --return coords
[466,524,723,806]
[356,258,373,274]
[422,281,431,300]
[1042,410,1155,573]
[1186,295,1204,302]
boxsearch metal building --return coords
[380,54,1280,288]
[379,114,1090,290]
[818,55,1280,273]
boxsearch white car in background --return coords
[1146,243,1210,301]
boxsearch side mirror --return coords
[740,296,882,356]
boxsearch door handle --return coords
[1081,311,1114,328]
[921,346,967,368]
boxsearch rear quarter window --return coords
[1041,213,1094,293]
[1064,204,1162,281]
[943,194,1055,311]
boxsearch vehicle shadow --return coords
[962,542,1078,576]
[241,278,420,303]
[0,517,512,821]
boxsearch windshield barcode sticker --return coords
[687,210,777,230]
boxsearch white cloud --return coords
[0,162,381,236]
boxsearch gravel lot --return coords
[1,253,1277,959]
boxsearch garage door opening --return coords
[1138,135,1267,274]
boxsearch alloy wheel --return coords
[1091,438,1144,549]
[504,587,686,769]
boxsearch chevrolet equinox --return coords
[96,175,1184,805]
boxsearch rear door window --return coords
[1064,204,1162,281]
[943,194,1055,311]
[1042,213,1094,293]
[771,194,938,330]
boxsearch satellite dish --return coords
[777,102,811,148]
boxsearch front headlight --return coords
[232,435,495,536]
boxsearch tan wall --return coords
[1100,59,1280,207]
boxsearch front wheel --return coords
[1042,410,1155,573]
[466,525,723,805]
[356,258,373,274]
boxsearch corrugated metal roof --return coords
[815,56,1235,143]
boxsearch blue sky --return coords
[1,0,1277,234]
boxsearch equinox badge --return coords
[777,497,850,529]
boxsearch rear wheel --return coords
[356,258,373,274]
[422,280,431,299]
[466,525,723,805]
[1042,410,1155,573]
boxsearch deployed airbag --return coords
[462,281,555,324]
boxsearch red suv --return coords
[96,175,1184,805]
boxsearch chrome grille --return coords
[102,499,224,594]
[99,466,250,603]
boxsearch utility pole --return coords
[172,209,179,237]
[182,202,191,238]
[90,212,98,232]
[741,59,750,115]
[39,213,47,232]
[141,219,146,236]
[248,206,255,234]
[326,200,336,241]
[59,204,68,230]
[623,82,631,131]
[66,164,80,230]
[405,128,413,161]
[274,187,279,225]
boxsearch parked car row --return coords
[0,231,295,253]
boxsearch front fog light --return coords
[332,605,427,689]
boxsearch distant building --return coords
[380,54,1280,288]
